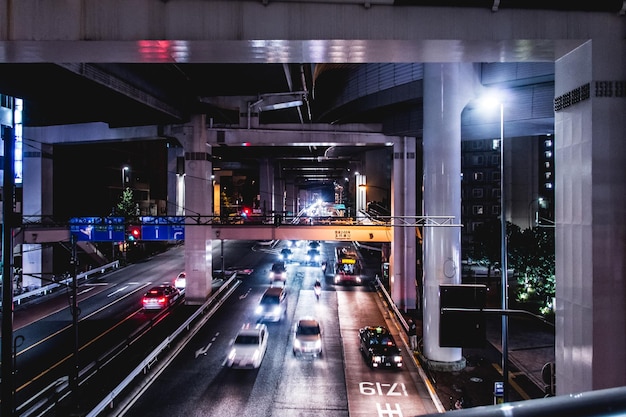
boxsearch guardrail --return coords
[9,261,120,306]
[85,273,240,417]
[418,385,626,417]
[17,272,240,417]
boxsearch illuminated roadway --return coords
[7,240,442,417]
[118,241,441,417]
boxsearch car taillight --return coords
[157,297,166,304]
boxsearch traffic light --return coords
[127,225,141,241]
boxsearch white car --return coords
[225,323,269,369]
[174,272,186,291]
[293,318,322,358]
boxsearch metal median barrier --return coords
[17,273,240,417]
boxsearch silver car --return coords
[293,318,322,358]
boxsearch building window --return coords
[545,161,551,169]
[472,188,484,198]
[492,171,501,181]
[492,139,500,150]
[472,155,484,166]
[471,141,483,150]
[473,172,484,181]
[492,189,501,198]
[472,205,484,215]
[491,155,500,165]
[492,205,500,215]
[471,221,484,232]
[545,182,553,189]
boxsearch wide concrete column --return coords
[259,158,276,217]
[554,39,626,395]
[21,142,54,288]
[390,137,417,311]
[167,146,185,216]
[422,63,478,365]
[182,115,213,305]
[284,181,298,217]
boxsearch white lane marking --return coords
[77,287,96,296]
[239,288,252,299]
[107,285,129,297]
[196,333,219,358]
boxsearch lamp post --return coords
[498,100,510,403]
[121,165,129,190]
[358,183,390,214]
[480,92,509,402]
[528,197,544,228]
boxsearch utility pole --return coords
[70,233,80,404]
[1,123,16,417]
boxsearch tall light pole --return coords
[528,197,544,228]
[480,92,509,402]
[121,165,129,191]
[498,100,509,402]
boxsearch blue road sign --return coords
[140,216,185,241]
[70,217,125,242]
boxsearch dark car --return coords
[306,249,321,266]
[142,284,181,311]
[279,248,293,263]
[358,326,403,369]
[269,262,287,285]
[255,287,288,322]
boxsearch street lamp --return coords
[481,92,509,402]
[121,165,129,190]
[528,197,544,228]
[498,100,509,403]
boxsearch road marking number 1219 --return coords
[359,382,408,396]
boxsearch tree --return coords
[508,226,555,317]
[469,221,555,319]
[469,219,519,285]
[117,187,138,220]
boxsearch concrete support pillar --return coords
[355,173,366,219]
[167,146,185,216]
[390,138,417,311]
[422,63,477,366]
[182,115,213,305]
[554,39,626,394]
[259,158,275,218]
[284,181,297,217]
[22,142,54,287]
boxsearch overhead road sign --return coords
[70,217,125,242]
[140,216,185,241]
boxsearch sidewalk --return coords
[406,287,555,410]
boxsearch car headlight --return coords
[394,356,403,363]
[314,339,322,349]
[273,306,282,314]
[294,339,302,349]
[372,355,382,363]
[255,306,264,315]
[252,349,260,361]
[228,348,237,361]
